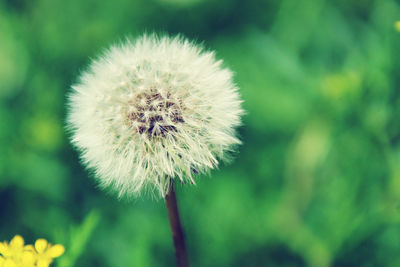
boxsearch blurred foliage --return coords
[1,0,400,266]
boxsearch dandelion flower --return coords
[67,34,243,198]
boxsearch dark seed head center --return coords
[126,88,185,138]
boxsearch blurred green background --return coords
[1,0,400,266]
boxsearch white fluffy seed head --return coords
[67,34,244,198]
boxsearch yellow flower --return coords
[0,235,24,258]
[0,235,64,267]
[2,258,17,267]
[395,21,400,32]
[0,235,35,266]
[34,239,65,267]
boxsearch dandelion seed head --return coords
[67,34,243,198]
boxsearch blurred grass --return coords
[1,0,400,266]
